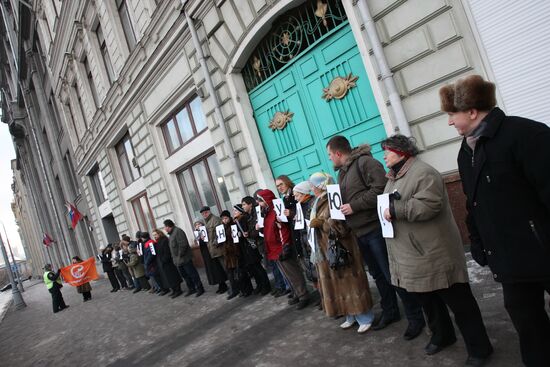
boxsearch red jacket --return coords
[257,189,291,261]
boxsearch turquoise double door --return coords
[249,23,387,184]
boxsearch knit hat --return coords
[309,172,334,191]
[439,75,496,112]
[293,181,312,195]
[233,204,245,214]
[220,210,231,218]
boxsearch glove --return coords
[278,244,292,261]
[470,241,488,266]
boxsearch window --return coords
[95,23,115,83]
[116,0,137,50]
[115,133,140,186]
[131,193,155,232]
[66,101,80,141]
[89,165,108,205]
[83,56,99,107]
[161,95,207,154]
[177,152,231,222]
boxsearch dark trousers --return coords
[114,268,128,288]
[49,286,67,313]
[356,228,424,324]
[82,291,92,301]
[269,259,287,290]
[277,257,309,300]
[227,267,239,295]
[248,262,271,292]
[177,261,204,292]
[415,283,493,358]
[106,270,120,290]
[135,276,151,290]
[502,281,550,366]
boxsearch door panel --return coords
[249,23,387,184]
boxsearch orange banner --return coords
[60,257,99,287]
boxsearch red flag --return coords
[65,202,82,229]
[43,233,54,247]
[60,257,99,287]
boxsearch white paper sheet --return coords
[216,224,226,243]
[327,184,346,220]
[294,202,305,230]
[231,224,239,243]
[198,225,209,242]
[272,198,288,222]
[256,206,264,228]
[377,193,394,238]
[306,219,315,256]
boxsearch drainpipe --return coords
[182,1,247,195]
[356,0,411,137]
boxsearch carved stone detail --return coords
[322,73,359,101]
[269,110,294,131]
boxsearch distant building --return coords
[1,0,549,269]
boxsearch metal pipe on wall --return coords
[182,1,247,196]
[356,0,412,137]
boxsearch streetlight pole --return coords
[1,222,24,292]
[0,233,26,310]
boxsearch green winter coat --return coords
[168,226,193,265]
[384,158,469,293]
[128,252,145,278]
[205,214,224,258]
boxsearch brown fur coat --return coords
[310,195,373,317]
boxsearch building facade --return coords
[2,0,548,274]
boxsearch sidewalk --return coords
[0,258,528,367]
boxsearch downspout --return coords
[181,1,247,195]
[356,1,411,137]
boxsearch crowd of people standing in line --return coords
[46,75,548,367]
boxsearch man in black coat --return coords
[441,74,550,366]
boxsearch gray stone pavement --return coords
[0,258,532,367]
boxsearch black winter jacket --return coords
[458,107,550,283]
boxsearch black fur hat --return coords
[439,75,496,112]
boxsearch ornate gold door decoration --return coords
[322,73,359,101]
[269,111,294,131]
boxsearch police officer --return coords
[43,264,69,313]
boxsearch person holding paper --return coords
[140,231,164,294]
[256,189,310,309]
[381,134,492,365]
[308,172,374,333]
[127,242,150,292]
[233,203,271,296]
[220,210,244,300]
[327,135,425,339]
[152,229,184,299]
[193,219,225,290]
[291,181,318,290]
[98,244,120,293]
[245,195,290,297]
[201,206,229,294]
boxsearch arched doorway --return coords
[244,0,386,183]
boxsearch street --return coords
[0,259,526,367]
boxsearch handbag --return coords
[327,228,352,270]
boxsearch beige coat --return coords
[310,195,373,317]
[384,158,469,293]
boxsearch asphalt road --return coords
[0,258,528,367]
